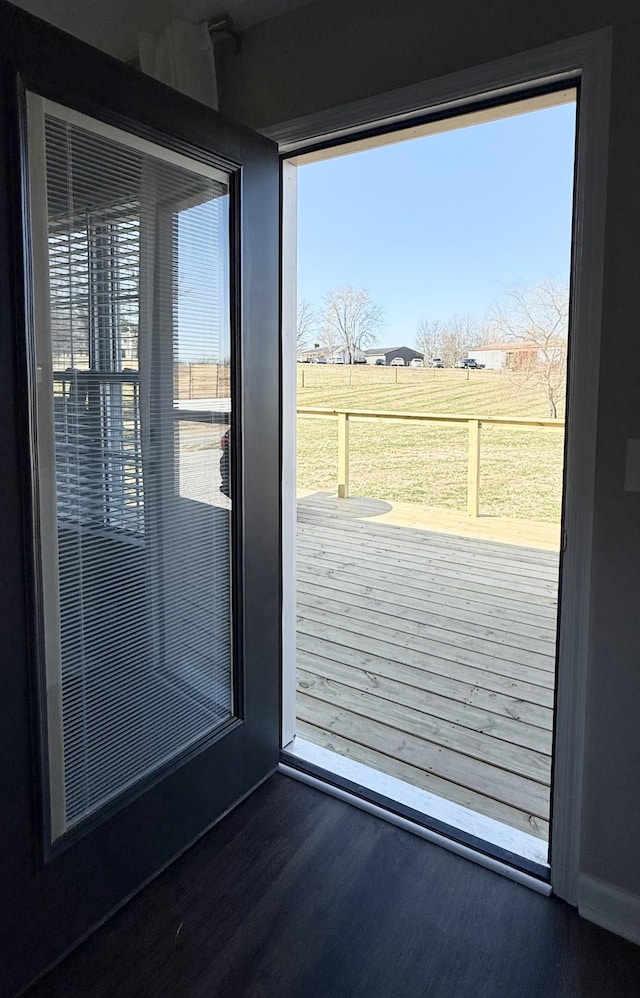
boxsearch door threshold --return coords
[281,737,550,891]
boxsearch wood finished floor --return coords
[25,775,640,998]
[296,493,558,840]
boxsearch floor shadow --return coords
[297,491,393,519]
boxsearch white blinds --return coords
[29,97,234,837]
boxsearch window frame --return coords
[26,91,242,846]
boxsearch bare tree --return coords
[489,276,569,417]
[440,314,483,368]
[415,319,443,362]
[296,299,317,350]
[317,321,342,360]
[321,286,384,363]
[427,314,482,368]
[416,313,490,368]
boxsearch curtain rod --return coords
[207,14,241,53]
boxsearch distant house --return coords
[468,341,566,371]
[297,346,368,363]
[297,346,330,362]
[328,347,367,364]
[365,346,424,366]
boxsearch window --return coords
[49,210,144,533]
[28,96,235,838]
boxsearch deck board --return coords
[297,542,557,606]
[297,670,551,784]
[298,612,555,691]
[297,566,557,635]
[298,589,555,669]
[297,652,552,751]
[295,493,560,841]
[298,645,553,730]
[297,579,555,654]
[298,517,560,579]
[297,541,557,613]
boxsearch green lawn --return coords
[297,366,565,522]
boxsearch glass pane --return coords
[31,99,234,836]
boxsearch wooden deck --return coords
[295,492,559,841]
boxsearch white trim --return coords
[276,28,612,896]
[280,162,298,747]
[287,738,548,866]
[279,763,552,897]
[26,92,67,840]
[287,88,576,167]
[40,97,229,185]
[548,31,612,906]
[578,875,640,946]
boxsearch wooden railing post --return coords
[296,407,564,516]
[338,412,350,498]
[467,418,481,517]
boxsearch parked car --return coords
[409,358,424,368]
[374,358,385,366]
[429,357,444,368]
[390,356,405,366]
[455,358,485,369]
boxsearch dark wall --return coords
[217,0,640,910]
[216,0,613,130]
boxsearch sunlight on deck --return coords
[297,489,561,551]
[295,491,559,843]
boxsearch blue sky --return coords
[297,102,576,345]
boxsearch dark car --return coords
[220,427,231,497]
[455,358,484,369]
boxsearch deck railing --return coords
[297,406,565,516]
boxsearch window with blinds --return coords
[28,96,235,838]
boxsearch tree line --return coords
[298,276,569,417]
[416,276,569,417]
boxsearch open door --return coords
[0,7,280,995]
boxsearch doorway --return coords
[282,88,579,873]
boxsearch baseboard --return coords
[578,874,640,945]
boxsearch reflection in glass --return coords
[32,100,234,835]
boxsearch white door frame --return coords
[273,28,612,905]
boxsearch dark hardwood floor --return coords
[25,774,640,998]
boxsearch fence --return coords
[297,406,564,516]
[176,363,231,400]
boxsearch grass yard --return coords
[297,366,565,521]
